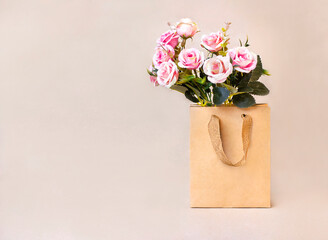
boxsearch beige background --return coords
[0,0,327,239]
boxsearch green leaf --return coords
[238,86,253,93]
[248,82,269,96]
[203,81,212,90]
[176,75,196,84]
[238,72,252,88]
[213,87,230,105]
[262,69,270,76]
[250,55,263,82]
[232,93,256,108]
[203,81,213,93]
[185,83,201,96]
[219,83,237,94]
[245,36,250,47]
[185,90,199,103]
[170,85,188,94]
[194,77,206,85]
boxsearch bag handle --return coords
[208,114,253,167]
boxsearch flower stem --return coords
[181,39,186,49]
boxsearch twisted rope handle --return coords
[208,114,253,167]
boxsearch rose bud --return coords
[176,18,198,38]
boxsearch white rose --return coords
[203,55,233,83]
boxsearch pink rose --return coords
[228,47,257,73]
[148,65,159,86]
[201,32,225,52]
[178,48,204,70]
[203,55,233,83]
[176,18,198,38]
[157,30,179,48]
[157,60,179,88]
[152,45,175,68]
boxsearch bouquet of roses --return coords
[147,18,270,108]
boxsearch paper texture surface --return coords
[190,104,270,208]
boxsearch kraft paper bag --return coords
[190,104,270,208]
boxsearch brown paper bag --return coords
[190,104,270,208]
